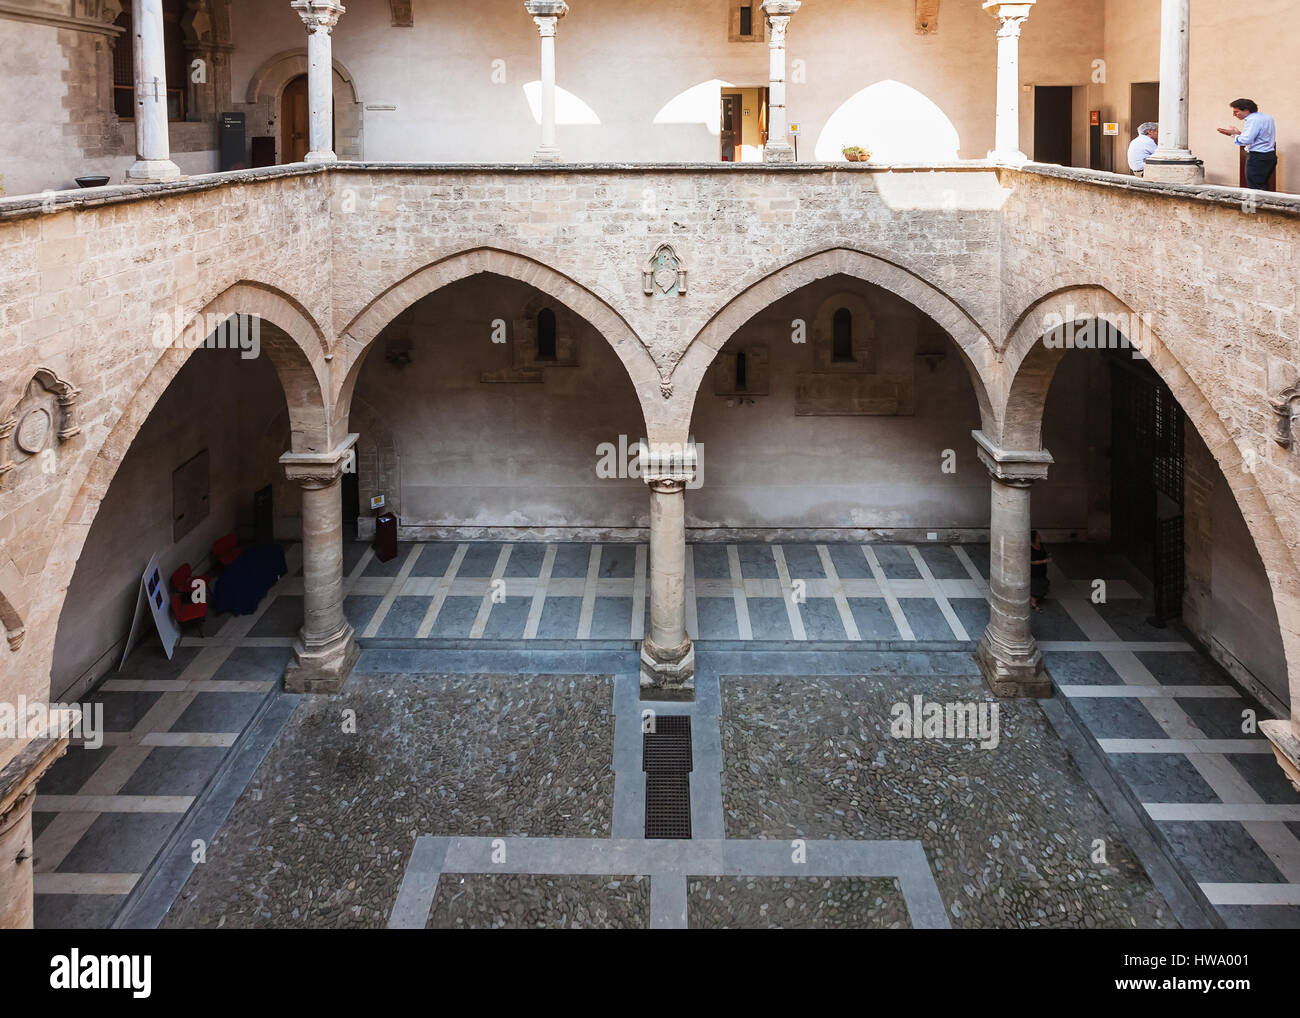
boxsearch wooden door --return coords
[281,74,310,163]
[720,94,739,162]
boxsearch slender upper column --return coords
[972,431,1054,698]
[126,0,182,181]
[639,440,697,698]
[760,1,800,163]
[290,0,346,164]
[280,435,361,693]
[524,1,569,164]
[1143,0,1205,183]
[982,1,1035,164]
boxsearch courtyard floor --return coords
[30,540,1300,929]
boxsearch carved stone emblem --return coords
[15,408,52,455]
[642,244,687,298]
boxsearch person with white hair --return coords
[1128,122,1159,176]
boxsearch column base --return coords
[764,143,795,163]
[976,630,1051,698]
[532,146,564,164]
[1142,155,1205,184]
[1260,720,1300,793]
[304,150,338,164]
[639,638,695,700]
[285,624,360,694]
[126,158,181,182]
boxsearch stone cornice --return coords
[972,430,1053,484]
[3,160,1299,225]
[1,711,78,830]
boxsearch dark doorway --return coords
[281,74,310,163]
[254,484,274,545]
[720,93,740,162]
[1034,86,1074,165]
[1130,82,1160,145]
[342,469,360,541]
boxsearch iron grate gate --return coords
[1111,356,1186,623]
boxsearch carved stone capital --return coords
[983,0,1035,36]
[640,438,698,491]
[766,15,790,46]
[291,0,346,35]
[760,0,802,18]
[972,430,1053,486]
[280,434,359,489]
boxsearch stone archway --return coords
[335,246,660,428]
[673,246,999,445]
[1000,284,1300,722]
[243,48,363,162]
[14,281,333,705]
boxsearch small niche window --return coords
[536,308,557,360]
[832,308,854,362]
[739,4,753,36]
[735,350,748,391]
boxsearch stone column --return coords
[760,1,800,163]
[1143,0,1204,183]
[281,436,360,693]
[524,1,569,164]
[290,0,346,164]
[982,1,1035,163]
[972,431,1053,697]
[126,0,182,181]
[640,441,697,699]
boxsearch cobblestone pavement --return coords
[719,674,1179,929]
[427,874,648,929]
[687,876,910,929]
[161,673,614,928]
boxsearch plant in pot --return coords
[841,146,871,163]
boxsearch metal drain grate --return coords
[645,773,692,839]
[643,715,692,772]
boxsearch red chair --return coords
[170,563,211,600]
[212,532,243,566]
[170,564,209,634]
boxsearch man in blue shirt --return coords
[1218,98,1278,191]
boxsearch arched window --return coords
[735,350,748,391]
[112,0,188,120]
[832,308,853,362]
[537,308,557,360]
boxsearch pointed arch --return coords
[672,246,998,444]
[1001,284,1300,705]
[334,246,660,425]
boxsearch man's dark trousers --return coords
[1246,150,1278,191]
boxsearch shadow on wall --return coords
[815,80,961,162]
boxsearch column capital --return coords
[983,0,1035,32]
[524,0,568,27]
[280,434,359,488]
[972,430,1053,485]
[639,439,698,491]
[291,0,345,34]
[760,0,802,17]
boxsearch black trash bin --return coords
[374,512,398,563]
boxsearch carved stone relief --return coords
[0,369,80,482]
